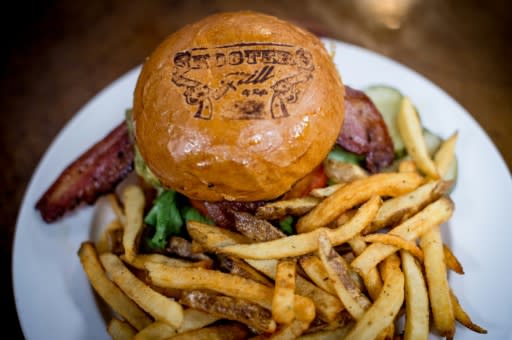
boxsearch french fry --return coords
[122,253,213,270]
[397,96,439,178]
[323,158,368,183]
[255,196,320,220]
[318,233,371,320]
[169,323,250,340]
[100,253,184,328]
[335,209,357,227]
[108,193,125,225]
[299,255,335,295]
[363,234,424,262]
[77,242,152,331]
[420,225,455,338]
[180,290,276,333]
[363,179,451,234]
[309,183,345,198]
[233,211,286,241]
[401,250,429,340]
[378,253,401,281]
[217,254,274,286]
[219,196,381,260]
[121,185,145,262]
[296,172,423,233]
[398,159,418,173]
[351,197,454,275]
[107,318,137,340]
[443,243,464,274]
[434,131,458,179]
[272,260,297,324]
[96,219,123,254]
[347,236,382,301]
[186,221,252,251]
[245,258,343,322]
[145,263,316,322]
[269,319,311,339]
[297,323,353,339]
[375,253,402,340]
[177,308,221,333]
[134,321,176,340]
[167,236,212,261]
[344,256,405,340]
[450,289,487,334]
[305,311,352,334]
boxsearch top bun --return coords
[133,11,345,201]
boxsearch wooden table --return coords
[2,0,510,337]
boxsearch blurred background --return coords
[1,0,510,337]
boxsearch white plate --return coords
[13,38,512,340]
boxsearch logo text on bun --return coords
[172,44,314,120]
[133,11,345,202]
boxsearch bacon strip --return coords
[337,86,395,173]
[35,122,134,223]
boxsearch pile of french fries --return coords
[78,97,487,339]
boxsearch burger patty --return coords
[35,86,394,223]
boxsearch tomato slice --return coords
[283,164,328,200]
[189,199,209,217]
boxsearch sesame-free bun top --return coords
[133,11,345,201]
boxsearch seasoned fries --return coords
[177,308,221,333]
[121,185,146,262]
[323,158,368,183]
[351,197,454,275]
[450,289,488,334]
[170,323,249,340]
[187,220,252,251]
[255,197,320,220]
[420,225,455,337]
[77,242,152,331]
[272,260,297,324]
[299,255,336,295]
[344,255,405,340]
[99,253,184,328]
[363,179,451,234]
[363,233,424,262]
[245,258,344,322]
[318,233,370,320]
[443,243,465,274]
[180,290,276,333]
[218,196,381,259]
[401,250,429,340]
[397,96,439,178]
[435,131,458,179]
[134,321,176,340]
[108,318,137,340]
[76,100,483,339]
[296,172,422,233]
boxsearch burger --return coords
[36,11,394,247]
[132,11,344,203]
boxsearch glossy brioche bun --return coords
[133,11,345,201]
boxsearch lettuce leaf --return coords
[144,190,213,250]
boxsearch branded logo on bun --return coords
[171,44,314,120]
[132,11,345,202]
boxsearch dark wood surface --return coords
[2,0,510,337]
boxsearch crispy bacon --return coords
[337,86,395,172]
[35,122,134,223]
